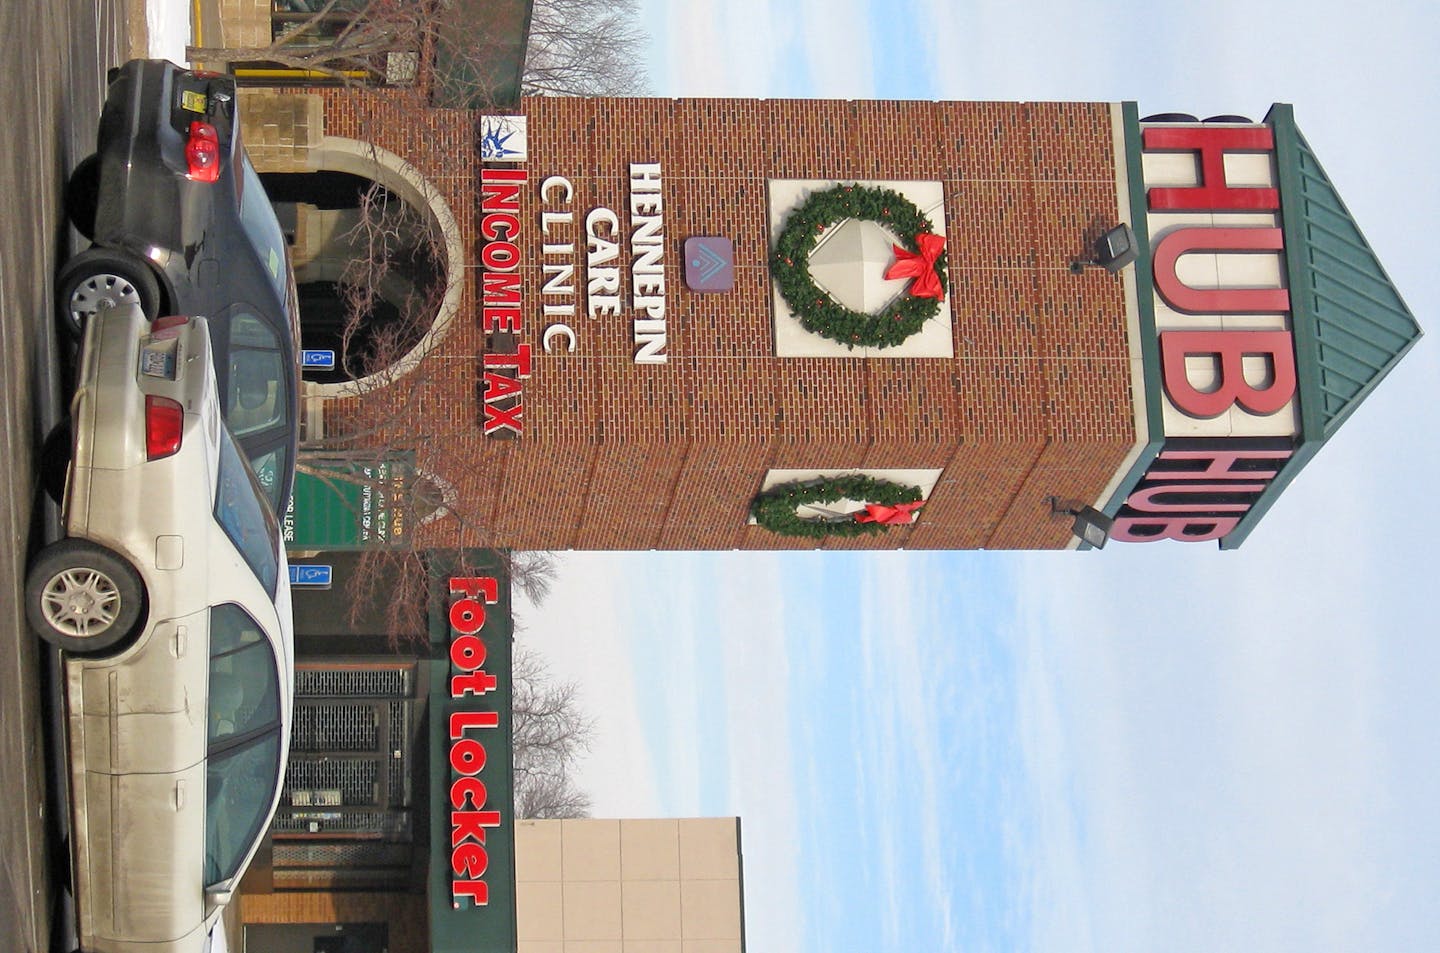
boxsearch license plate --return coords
[181,89,207,113]
[141,346,176,379]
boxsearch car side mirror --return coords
[205,882,235,914]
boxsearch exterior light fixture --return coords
[1048,497,1115,549]
[1069,223,1139,275]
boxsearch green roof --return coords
[1220,105,1423,547]
[1270,104,1423,442]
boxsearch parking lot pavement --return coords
[0,2,142,950]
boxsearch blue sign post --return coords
[301,349,336,370]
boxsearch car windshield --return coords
[215,426,280,594]
[238,156,291,303]
[204,731,282,886]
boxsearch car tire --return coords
[55,248,160,340]
[25,539,146,655]
[64,155,100,240]
[39,420,72,505]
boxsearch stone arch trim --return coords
[302,136,465,399]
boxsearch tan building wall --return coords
[516,818,745,953]
[239,818,744,953]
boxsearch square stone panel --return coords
[621,818,681,880]
[678,818,742,881]
[622,880,683,940]
[516,882,565,942]
[562,818,621,881]
[563,881,623,940]
[516,819,564,882]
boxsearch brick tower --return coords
[263,93,1417,553]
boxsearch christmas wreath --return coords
[751,475,925,539]
[771,184,948,349]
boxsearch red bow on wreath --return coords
[854,501,925,526]
[884,232,947,300]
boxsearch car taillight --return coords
[152,315,190,332]
[185,122,220,183]
[150,315,191,342]
[145,396,185,460]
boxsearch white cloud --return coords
[795,0,877,98]
[513,553,664,816]
[645,0,792,96]
[856,555,957,947]
[521,552,807,953]
[1009,539,1440,952]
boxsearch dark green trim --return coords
[1270,104,1327,440]
[735,817,748,953]
[1100,102,1165,518]
[426,550,518,953]
[1217,441,1318,549]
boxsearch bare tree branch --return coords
[512,647,594,819]
[188,0,650,97]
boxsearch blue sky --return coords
[517,2,1440,953]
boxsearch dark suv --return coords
[59,59,300,513]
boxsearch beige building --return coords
[240,816,746,953]
[516,818,746,953]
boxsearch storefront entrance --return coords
[245,922,388,953]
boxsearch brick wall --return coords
[301,92,1135,551]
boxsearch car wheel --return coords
[39,420,72,505]
[25,539,145,655]
[55,248,160,340]
[64,155,100,240]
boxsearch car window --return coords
[244,444,288,514]
[204,732,282,886]
[205,604,283,887]
[207,604,281,744]
[215,426,280,594]
[238,156,290,302]
[225,313,286,438]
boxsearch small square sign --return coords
[289,564,333,588]
[684,237,735,293]
[478,115,528,162]
[301,349,336,369]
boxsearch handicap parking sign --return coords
[289,564,333,588]
[301,349,336,369]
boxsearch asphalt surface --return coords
[1,3,138,951]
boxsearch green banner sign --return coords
[284,454,414,550]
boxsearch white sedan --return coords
[26,304,294,953]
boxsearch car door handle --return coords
[175,779,186,811]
